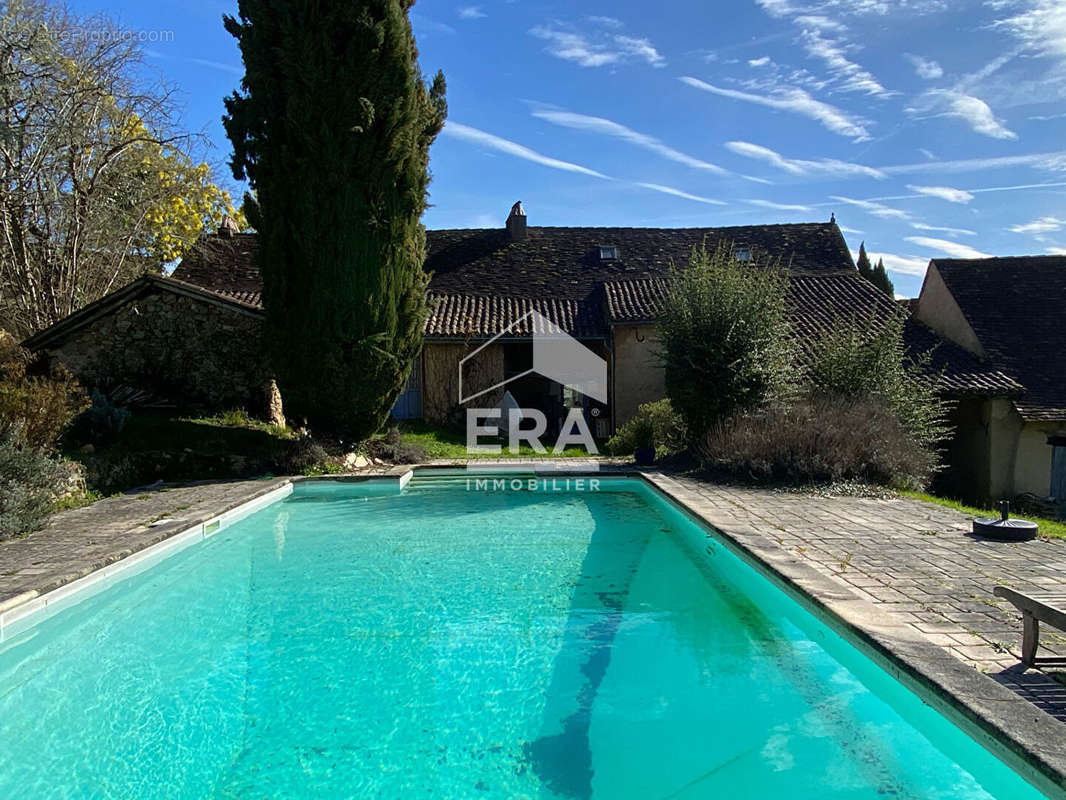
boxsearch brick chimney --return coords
[506,201,527,242]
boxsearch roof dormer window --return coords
[733,246,752,263]
[600,246,620,261]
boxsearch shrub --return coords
[659,242,793,439]
[805,311,949,453]
[702,394,936,489]
[69,390,131,446]
[0,336,88,450]
[367,426,428,464]
[0,427,77,539]
[607,399,686,456]
[276,436,331,475]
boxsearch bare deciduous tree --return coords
[0,0,238,337]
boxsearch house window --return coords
[599,246,620,261]
[733,246,752,262]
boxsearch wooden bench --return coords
[993,586,1066,666]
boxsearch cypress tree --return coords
[222,0,446,437]
[855,242,874,281]
[872,258,895,297]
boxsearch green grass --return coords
[902,491,1066,540]
[52,489,104,513]
[177,410,296,441]
[95,410,293,458]
[382,421,601,460]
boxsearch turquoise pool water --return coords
[0,476,1051,799]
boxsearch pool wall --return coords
[1,466,1064,798]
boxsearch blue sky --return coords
[73,0,1066,297]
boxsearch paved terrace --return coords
[1,469,1063,726]
[656,472,1066,723]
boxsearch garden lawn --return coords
[385,421,600,460]
[903,492,1066,540]
[65,410,296,495]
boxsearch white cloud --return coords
[904,236,992,258]
[533,110,728,173]
[409,14,456,35]
[798,24,894,96]
[911,222,977,236]
[441,122,610,179]
[188,58,243,76]
[587,15,623,29]
[992,0,1066,59]
[759,0,948,17]
[906,184,975,203]
[831,195,910,219]
[636,183,725,205]
[727,141,886,178]
[907,90,1017,140]
[1009,216,1066,234]
[880,150,1066,175]
[838,224,864,234]
[530,27,619,67]
[853,249,930,276]
[1047,246,1066,255]
[749,56,773,67]
[905,53,943,79]
[458,6,486,20]
[614,36,666,67]
[746,199,814,212]
[756,0,796,16]
[680,77,872,140]
[529,26,665,68]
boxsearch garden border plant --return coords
[656,242,950,490]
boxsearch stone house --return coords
[913,256,1066,505]
[23,205,1023,492]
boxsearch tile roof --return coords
[903,318,1024,399]
[425,294,604,339]
[604,276,669,323]
[603,272,1021,397]
[173,222,854,338]
[165,224,1020,399]
[423,223,854,300]
[932,256,1066,420]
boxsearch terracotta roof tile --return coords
[425,294,604,338]
[168,225,1022,399]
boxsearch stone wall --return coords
[44,287,272,414]
[613,324,665,424]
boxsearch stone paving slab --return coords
[658,473,1066,724]
[0,477,291,608]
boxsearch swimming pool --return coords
[0,475,1054,798]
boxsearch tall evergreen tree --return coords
[855,242,874,281]
[872,258,895,297]
[222,0,446,437]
